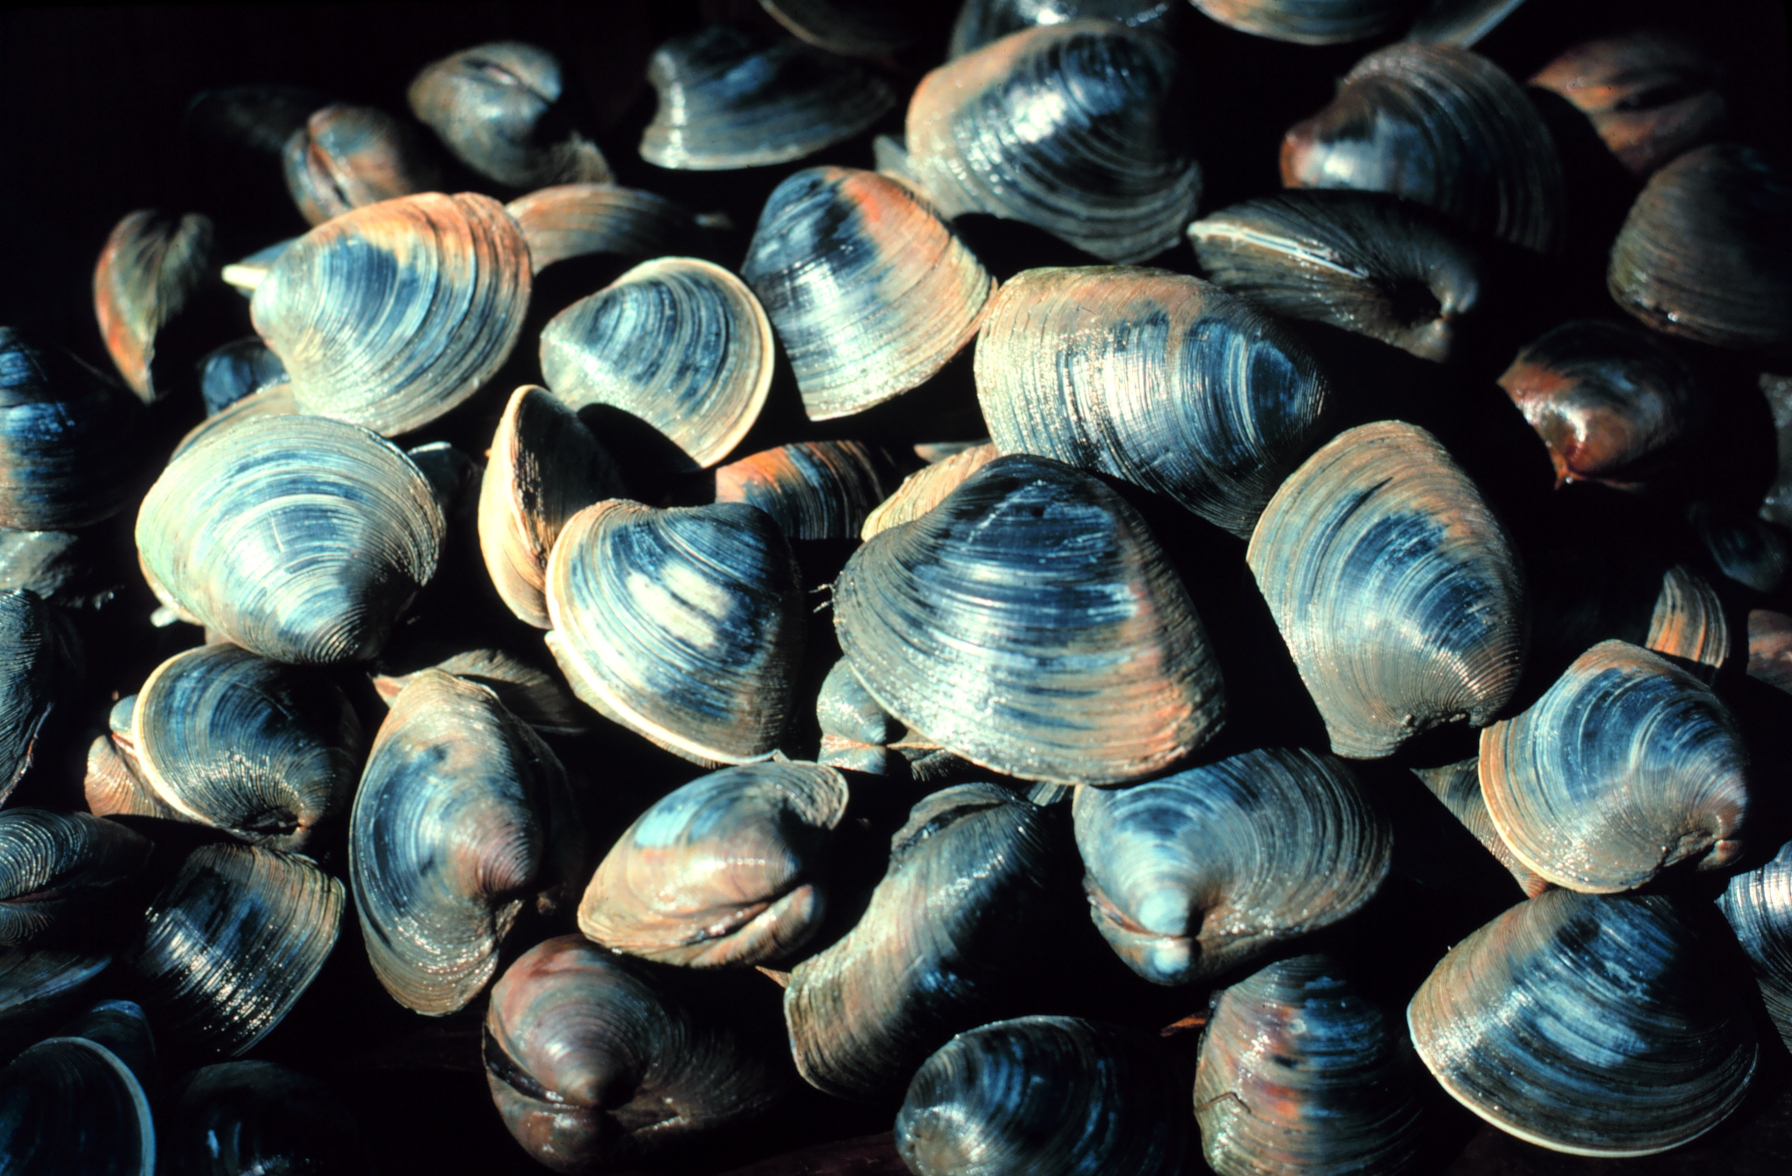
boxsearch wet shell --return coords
[1190,0,1410,45]
[1246,421,1527,760]
[760,0,924,57]
[249,191,532,436]
[1747,609,1792,696]
[1072,748,1391,985]
[714,440,889,541]
[0,529,94,610]
[1413,760,1547,897]
[281,103,442,226]
[505,184,697,274]
[1409,890,1757,1157]
[539,256,773,470]
[372,646,589,737]
[783,782,1067,1100]
[197,337,286,416]
[544,500,805,766]
[1281,43,1566,255]
[477,385,623,629]
[741,167,994,421]
[350,670,585,1016]
[92,209,215,403]
[0,1034,153,1175]
[1608,143,1792,352]
[1645,563,1729,675]
[137,414,444,664]
[976,267,1331,539]
[56,1000,156,1093]
[0,810,150,947]
[162,1060,366,1176]
[169,382,298,462]
[949,1,1178,58]
[1188,191,1484,363]
[1498,319,1708,492]
[1531,29,1727,178]
[836,454,1225,785]
[906,21,1200,263]
[409,42,611,190]
[0,327,145,530]
[1717,839,1792,1051]
[640,25,895,171]
[815,656,905,774]
[0,588,80,804]
[127,842,342,1057]
[1479,639,1748,894]
[0,948,111,1058]
[484,934,787,1173]
[577,760,848,967]
[859,442,997,541]
[1194,954,1428,1176]
[1405,0,1523,45]
[896,1016,1191,1176]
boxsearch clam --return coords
[281,103,442,226]
[505,184,697,274]
[544,500,805,766]
[895,1016,1191,1176]
[136,414,445,664]
[1247,421,1527,759]
[975,267,1331,539]
[784,782,1067,1100]
[1413,759,1548,897]
[477,385,623,629]
[1072,748,1391,986]
[905,21,1200,263]
[0,1031,153,1175]
[1748,609,1792,696]
[409,42,612,189]
[56,1000,157,1092]
[859,441,996,541]
[949,1,1178,58]
[815,655,903,774]
[1531,28,1727,178]
[760,0,924,56]
[162,1060,366,1176]
[713,440,890,541]
[0,327,145,530]
[249,191,532,436]
[639,25,895,170]
[350,669,587,1016]
[127,842,342,1057]
[1281,43,1566,255]
[372,646,589,737]
[1409,889,1757,1156]
[168,382,298,462]
[1716,838,1792,1050]
[1497,319,1708,492]
[1608,142,1792,352]
[578,761,848,968]
[1479,639,1748,893]
[92,208,216,403]
[0,529,96,609]
[539,256,773,470]
[835,453,1226,786]
[219,238,293,295]
[0,948,112,1058]
[1690,501,1791,596]
[1194,954,1429,1176]
[1188,191,1484,363]
[1189,0,1410,45]
[485,934,787,1173]
[1645,563,1730,675]
[740,166,994,421]
[197,337,286,416]
[0,588,81,804]
[1405,0,1524,45]
[0,810,151,947]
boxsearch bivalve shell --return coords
[0,810,150,947]
[162,1060,366,1176]
[92,209,215,403]
[505,184,697,274]
[1717,839,1792,1051]
[0,1034,153,1175]
[0,328,145,530]
[281,103,441,226]
[714,440,890,541]
[1191,0,1410,45]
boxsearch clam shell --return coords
[741,167,994,421]
[859,442,997,541]
[539,256,773,470]
[249,191,532,436]
[0,948,111,1059]
[55,1000,156,1093]
[714,440,890,541]
[760,0,924,56]
[170,382,298,462]
[137,414,445,665]
[1645,563,1730,675]
[1409,890,1757,1157]
[350,670,586,1016]
[0,327,145,530]
[1747,608,1792,695]
[198,337,287,416]
[1691,502,1791,596]
[1281,43,1566,255]
[0,1035,154,1175]
[544,500,806,766]
[977,267,1332,538]
[372,646,588,737]
[1413,759,1547,897]
[1479,639,1748,894]
[835,453,1225,786]
[1072,748,1391,985]
[1530,28,1726,177]
[1191,0,1410,45]
[640,25,895,171]
[505,184,697,274]
[1405,0,1523,45]
[578,761,849,967]
[1246,421,1527,760]
[0,588,79,804]
[163,1060,365,1176]
[1188,191,1484,363]
[281,103,442,226]
[92,209,215,403]
[0,810,150,947]
[1717,838,1792,1051]
[906,21,1200,263]
[949,1,1178,58]
[0,529,93,609]
[896,1016,1191,1176]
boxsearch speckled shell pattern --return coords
[714,440,889,542]
[906,21,1200,263]
[1408,890,1757,1158]
[349,670,586,1017]
[741,167,994,422]
[505,184,696,274]
[1191,0,1411,45]
[0,810,150,947]
[1478,639,1749,894]
[161,1060,365,1176]
[1247,421,1527,760]
[976,267,1332,538]
[249,191,532,437]
[1280,43,1566,256]
[895,1015,1191,1176]
[92,209,215,403]
[281,104,441,227]
[1072,748,1391,986]
[577,761,849,968]
[834,454,1225,785]
[1717,839,1792,1052]
[0,328,144,531]
[0,1033,155,1176]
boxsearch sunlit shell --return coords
[714,440,889,541]
[860,442,997,541]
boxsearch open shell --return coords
[92,209,215,403]
[281,103,441,226]
[505,184,696,274]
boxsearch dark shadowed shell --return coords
[714,440,890,541]
[0,948,112,1059]
[835,454,1225,785]
[976,267,1331,539]
[1405,0,1523,45]
[1072,748,1390,985]
[760,0,926,57]
[1717,839,1792,1051]
[859,442,997,541]
[162,1060,367,1176]
[55,999,156,1093]
[1413,759,1547,897]
[0,327,145,530]
[1409,890,1757,1157]
[505,184,697,274]
[1247,421,1527,760]
[0,588,80,804]
[198,337,287,416]
[0,1033,153,1175]
[948,0,1177,58]
[281,103,442,226]
[1748,608,1792,695]
[0,810,150,947]
[350,670,587,1016]
[1530,28,1727,178]
[92,209,215,403]
[1190,0,1411,45]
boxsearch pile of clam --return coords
[6,0,1792,1172]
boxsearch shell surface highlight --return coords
[713,440,889,541]
[505,184,696,274]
